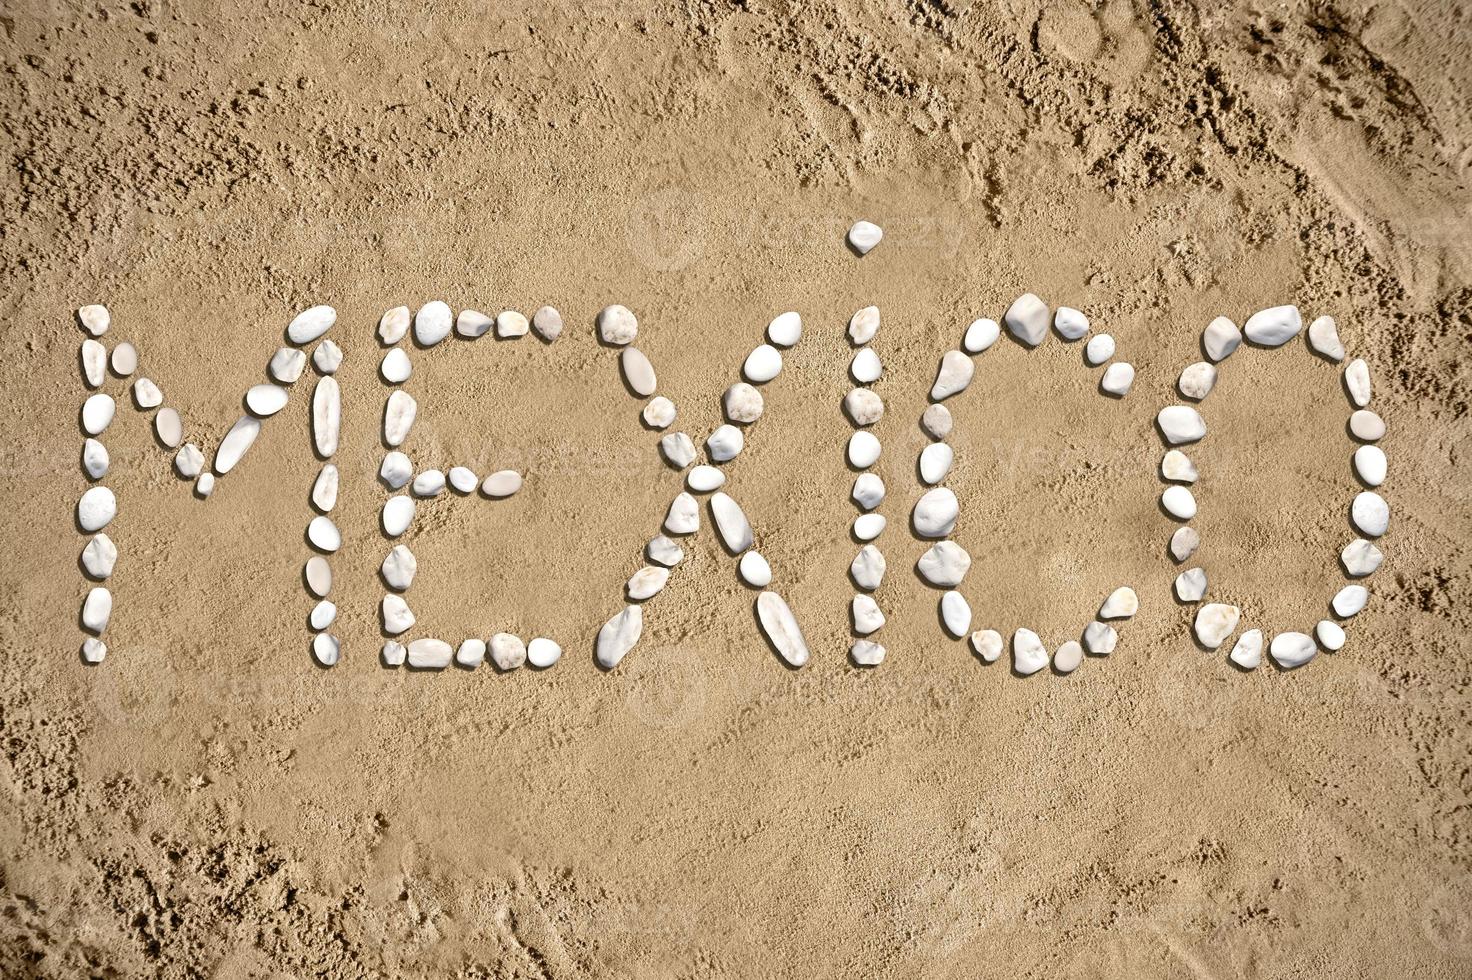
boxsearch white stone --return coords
[920,443,953,485]
[490,633,527,670]
[245,383,288,417]
[382,495,415,537]
[643,396,677,429]
[850,545,886,590]
[1170,526,1200,563]
[81,534,116,579]
[109,342,137,377]
[1099,586,1139,620]
[621,348,657,396]
[767,311,802,347]
[482,470,522,498]
[1004,294,1049,347]
[930,350,974,401]
[407,638,453,669]
[312,634,341,667]
[312,464,339,512]
[1161,485,1197,520]
[661,432,697,468]
[1308,316,1345,362]
[852,595,886,634]
[1269,631,1317,669]
[384,390,417,447]
[310,600,337,630]
[1243,305,1302,346]
[382,640,406,666]
[288,305,337,345]
[81,638,106,664]
[687,465,724,493]
[1054,640,1084,673]
[414,301,453,347]
[528,637,562,668]
[455,309,493,338]
[917,541,970,587]
[1193,603,1240,649]
[970,629,1003,662]
[844,388,884,426]
[132,377,162,409]
[1316,620,1346,651]
[847,220,882,254]
[312,339,343,374]
[411,469,445,497]
[195,473,214,497]
[1100,362,1135,396]
[1174,567,1207,602]
[723,383,764,424]
[1161,450,1198,483]
[378,306,410,345]
[1054,307,1088,341]
[963,318,1000,354]
[81,587,112,634]
[664,492,700,535]
[81,339,106,387]
[1352,491,1389,537]
[706,425,743,463]
[214,416,261,474]
[82,438,108,479]
[848,306,880,345]
[1177,362,1217,401]
[756,591,809,667]
[456,638,486,668]
[627,565,670,600]
[1083,621,1117,655]
[1157,405,1206,445]
[380,452,413,489]
[1229,629,1263,670]
[307,516,340,553]
[313,376,340,456]
[596,605,643,668]
[448,466,478,494]
[82,394,114,435]
[78,304,109,336]
[381,545,417,590]
[710,492,753,552]
[850,640,886,666]
[850,348,882,384]
[852,473,885,511]
[495,310,529,339]
[921,404,952,440]
[1354,445,1386,487]
[1345,359,1371,407]
[532,306,563,342]
[175,442,204,478]
[646,536,684,567]
[1350,410,1385,442]
[743,345,783,383]
[1013,628,1048,675]
[306,556,332,597]
[1202,316,1241,361]
[1332,584,1369,618]
[847,431,881,468]
[940,591,971,637]
[154,408,182,449]
[853,513,886,541]
[381,594,415,634]
[1341,538,1384,577]
[1084,334,1115,365]
[739,551,772,587]
[597,304,638,345]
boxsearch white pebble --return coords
[1099,586,1138,619]
[384,390,417,447]
[844,388,884,426]
[482,470,523,498]
[82,438,109,479]
[739,551,772,587]
[848,306,880,345]
[597,304,638,345]
[455,309,493,338]
[380,348,412,383]
[643,396,677,429]
[664,492,700,535]
[1269,631,1317,669]
[1193,603,1240,649]
[1161,485,1197,520]
[1013,628,1048,675]
[661,432,697,469]
[132,377,162,409]
[621,348,658,396]
[1054,640,1084,673]
[930,350,974,401]
[310,600,337,630]
[921,404,952,440]
[912,488,959,539]
[1157,405,1206,444]
[710,492,753,553]
[852,595,885,634]
[81,587,112,634]
[1053,307,1088,341]
[687,465,724,493]
[850,640,886,666]
[109,342,138,377]
[81,533,116,579]
[382,495,415,537]
[528,637,562,668]
[756,591,809,667]
[1351,491,1389,537]
[448,466,478,493]
[919,443,953,485]
[626,565,670,600]
[407,638,453,670]
[1161,450,1198,483]
[305,556,332,597]
[963,317,999,353]
[847,220,883,254]
[767,311,802,347]
[412,469,446,497]
[970,629,1003,662]
[414,301,453,347]
[311,464,339,512]
[723,383,764,424]
[916,541,970,587]
[155,408,182,448]
[1004,293,1049,347]
[1177,362,1217,401]
[1170,526,1201,562]
[382,640,406,666]
[288,305,337,345]
[312,634,340,667]
[1308,315,1345,361]
[1100,362,1135,395]
[852,473,885,510]
[850,545,886,590]
[743,345,783,383]
[1341,538,1383,577]
[81,638,106,664]
[596,605,643,668]
[1202,316,1241,361]
[496,310,529,338]
[214,416,261,474]
[1316,620,1346,651]
[1332,584,1369,618]
[940,591,971,637]
[245,384,288,417]
[706,425,744,462]
[378,306,410,345]
[313,377,340,457]
[1243,305,1302,346]
[381,545,417,590]
[532,306,563,343]
[1349,410,1384,442]
[1174,567,1207,602]
[78,304,110,336]
[175,442,204,478]
[646,535,684,567]
[1084,334,1115,365]
[380,451,413,489]
[312,339,343,374]
[81,339,106,387]
[307,516,341,553]
[854,512,886,541]
[195,473,215,497]
[82,394,114,435]
[1345,358,1372,407]
[381,594,415,634]
[1229,629,1263,670]
[1083,621,1117,655]
[456,638,486,668]
[847,431,881,468]
[1354,445,1386,486]
[850,348,882,384]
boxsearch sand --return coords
[3,1,1471,975]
